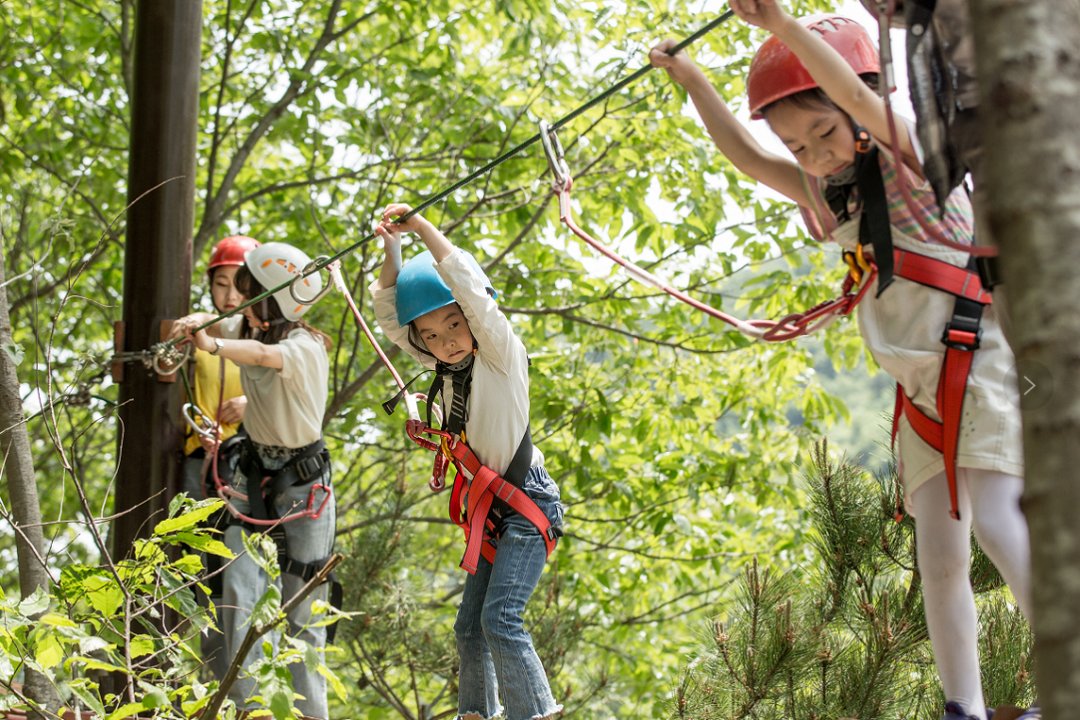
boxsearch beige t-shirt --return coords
[237,327,329,449]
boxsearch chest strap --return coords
[887,251,989,520]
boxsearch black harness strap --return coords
[426,355,475,435]
[855,144,896,295]
[235,438,343,641]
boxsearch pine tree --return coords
[673,442,1035,720]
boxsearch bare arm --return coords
[169,312,282,369]
[650,40,809,205]
[374,218,403,289]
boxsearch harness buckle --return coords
[975,255,1001,292]
[942,320,982,351]
[854,126,872,154]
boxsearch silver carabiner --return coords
[538,120,571,191]
[289,256,336,305]
[150,341,191,375]
[182,402,217,440]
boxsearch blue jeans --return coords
[454,465,564,720]
[222,442,336,720]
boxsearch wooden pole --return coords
[114,0,203,554]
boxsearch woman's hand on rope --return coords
[217,395,247,425]
[198,430,221,454]
[168,313,217,354]
[648,39,700,86]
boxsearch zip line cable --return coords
[127,10,735,366]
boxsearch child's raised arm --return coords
[730,0,919,170]
[376,203,454,263]
[650,39,809,206]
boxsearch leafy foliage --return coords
[0,0,1005,717]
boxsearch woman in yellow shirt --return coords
[181,235,259,499]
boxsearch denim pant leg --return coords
[279,473,335,720]
[482,513,560,720]
[182,454,206,499]
[455,561,503,719]
[221,460,335,719]
[182,454,229,680]
[221,479,261,711]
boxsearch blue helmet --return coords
[395,249,496,325]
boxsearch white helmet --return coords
[243,242,323,321]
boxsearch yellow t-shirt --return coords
[184,348,244,456]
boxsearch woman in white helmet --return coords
[180,234,259,684]
[171,241,335,720]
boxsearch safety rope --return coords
[117,10,736,370]
[538,121,875,342]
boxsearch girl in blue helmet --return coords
[373,203,564,720]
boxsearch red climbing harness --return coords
[405,420,559,574]
[887,250,991,520]
[318,259,558,575]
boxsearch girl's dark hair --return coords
[760,73,881,118]
[234,265,332,349]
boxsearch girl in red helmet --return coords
[181,236,259,504]
[651,3,1033,719]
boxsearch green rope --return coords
[165,10,734,344]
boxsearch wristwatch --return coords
[210,338,225,356]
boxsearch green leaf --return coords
[250,583,282,629]
[2,341,24,366]
[34,634,64,670]
[173,531,234,559]
[154,500,227,535]
[17,588,49,617]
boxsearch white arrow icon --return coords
[1023,376,1036,396]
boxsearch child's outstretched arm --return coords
[650,40,809,205]
[374,215,403,290]
[730,0,919,170]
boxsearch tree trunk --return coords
[969,1,1080,715]
[0,251,61,715]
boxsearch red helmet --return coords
[747,15,880,119]
[207,235,260,275]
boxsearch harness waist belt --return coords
[447,439,558,575]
